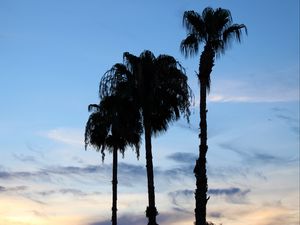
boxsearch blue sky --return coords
[0,0,299,225]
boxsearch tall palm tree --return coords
[180,7,247,225]
[100,50,192,225]
[85,91,142,225]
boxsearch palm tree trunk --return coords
[144,122,158,225]
[194,45,215,225]
[112,146,118,225]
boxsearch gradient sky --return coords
[0,0,299,225]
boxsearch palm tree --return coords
[85,91,142,225]
[180,7,247,225]
[100,50,192,225]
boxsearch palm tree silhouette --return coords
[180,7,247,225]
[85,90,142,225]
[100,50,192,225]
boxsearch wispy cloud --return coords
[175,122,199,133]
[0,164,104,183]
[13,153,37,163]
[208,187,249,196]
[0,170,49,180]
[219,142,298,166]
[208,187,250,204]
[168,189,194,208]
[207,66,299,103]
[271,107,300,136]
[31,210,49,218]
[208,211,223,218]
[42,127,84,147]
[167,152,197,164]
[168,187,250,208]
[0,185,27,193]
[37,188,91,197]
[0,162,145,188]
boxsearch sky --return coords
[0,0,299,225]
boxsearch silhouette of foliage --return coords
[85,84,142,225]
[100,50,192,225]
[180,7,247,225]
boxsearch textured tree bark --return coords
[145,122,158,225]
[112,146,118,225]
[194,45,215,225]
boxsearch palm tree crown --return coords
[181,7,247,56]
[181,7,247,89]
[100,50,192,136]
[85,94,142,160]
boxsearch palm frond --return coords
[140,50,155,62]
[180,34,200,57]
[223,24,247,43]
[148,52,192,135]
[182,10,205,36]
[84,111,109,151]
[202,7,215,37]
[99,63,131,98]
[214,8,232,32]
[222,24,247,52]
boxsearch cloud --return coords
[208,211,223,218]
[37,190,56,196]
[72,156,85,164]
[167,152,197,164]
[0,186,48,205]
[43,164,103,175]
[0,165,102,183]
[208,187,249,196]
[23,195,47,205]
[168,189,194,207]
[13,153,37,163]
[208,187,250,204]
[207,66,299,103]
[169,187,250,209]
[117,162,147,187]
[31,210,49,218]
[208,94,255,103]
[37,188,89,197]
[0,162,146,188]
[271,107,300,136]
[42,127,84,146]
[219,142,298,166]
[0,185,27,193]
[26,143,46,159]
[276,114,298,124]
[0,170,48,180]
[165,151,267,184]
[175,122,199,133]
[163,163,194,180]
[162,153,197,180]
